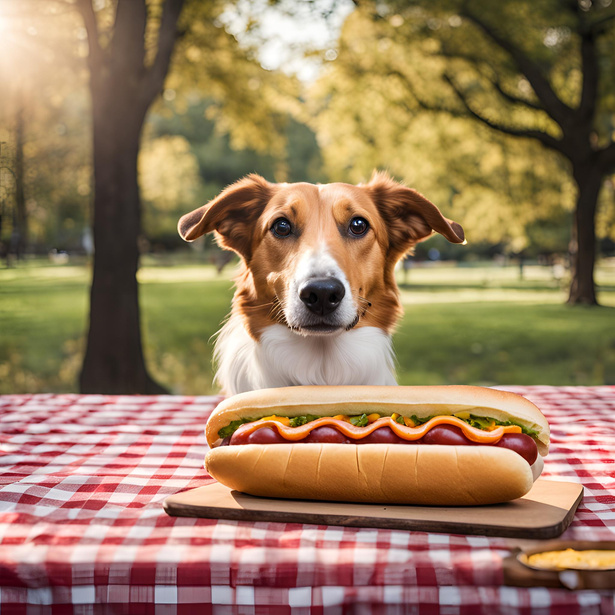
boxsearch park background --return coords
[0,0,614,395]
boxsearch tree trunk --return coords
[567,165,603,306]
[79,88,167,394]
[13,102,27,258]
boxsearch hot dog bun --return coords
[205,443,534,506]
[206,385,549,455]
[203,385,549,505]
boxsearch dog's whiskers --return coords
[269,296,289,326]
[241,301,275,312]
[358,295,372,319]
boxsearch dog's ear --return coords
[364,171,465,260]
[178,174,274,259]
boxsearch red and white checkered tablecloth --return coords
[1,387,615,614]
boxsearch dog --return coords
[178,171,464,394]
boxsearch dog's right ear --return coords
[178,174,274,260]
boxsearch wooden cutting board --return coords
[164,478,583,538]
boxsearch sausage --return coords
[228,424,538,462]
[496,433,538,465]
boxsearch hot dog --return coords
[205,385,550,506]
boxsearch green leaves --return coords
[460,414,539,438]
[216,411,540,441]
[349,413,369,427]
[410,414,434,426]
[217,418,253,439]
[289,414,320,427]
[465,414,495,430]
[217,413,320,438]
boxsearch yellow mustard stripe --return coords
[237,416,522,443]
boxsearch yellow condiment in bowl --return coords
[522,548,615,571]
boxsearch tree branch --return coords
[579,28,598,122]
[460,7,574,129]
[111,0,147,75]
[487,75,543,111]
[433,47,543,111]
[432,47,490,68]
[574,4,614,123]
[75,0,104,72]
[559,1,614,123]
[442,74,564,152]
[588,11,615,35]
[599,141,615,173]
[388,68,459,113]
[389,68,563,152]
[142,0,187,104]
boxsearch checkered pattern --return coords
[1,387,615,614]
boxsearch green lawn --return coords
[1,258,614,394]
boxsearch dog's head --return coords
[178,172,464,338]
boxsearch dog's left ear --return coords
[178,174,274,260]
[364,171,465,260]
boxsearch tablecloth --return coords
[1,386,615,614]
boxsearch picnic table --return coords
[1,386,615,613]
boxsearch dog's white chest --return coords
[215,319,396,395]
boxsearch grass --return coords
[1,258,614,394]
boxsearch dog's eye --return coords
[349,217,369,237]
[271,218,292,238]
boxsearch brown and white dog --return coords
[178,172,464,395]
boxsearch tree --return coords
[12,99,27,258]
[76,0,186,394]
[0,1,92,257]
[314,0,615,304]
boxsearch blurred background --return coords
[0,0,614,395]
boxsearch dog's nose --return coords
[299,278,346,316]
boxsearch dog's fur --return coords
[178,172,464,394]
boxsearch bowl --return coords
[504,541,615,589]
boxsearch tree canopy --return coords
[1,0,613,278]
[308,0,615,289]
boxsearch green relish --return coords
[217,411,538,439]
